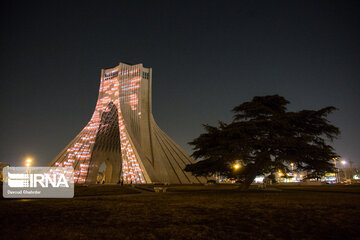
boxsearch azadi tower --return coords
[49,62,205,184]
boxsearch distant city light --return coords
[233,163,241,170]
[254,176,264,183]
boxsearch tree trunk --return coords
[239,170,258,191]
[239,157,268,191]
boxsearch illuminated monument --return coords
[49,62,205,184]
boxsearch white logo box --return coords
[3,167,74,198]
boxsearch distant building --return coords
[0,162,10,182]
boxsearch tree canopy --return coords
[185,95,340,190]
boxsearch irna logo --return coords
[3,167,74,198]
[8,172,69,188]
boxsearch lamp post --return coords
[333,157,339,183]
[232,162,241,184]
[25,158,32,177]
[277,170,283,183]
[341,160,347,181]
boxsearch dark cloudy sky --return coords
[1,0,359,167]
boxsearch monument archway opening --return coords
[86,102,122,184]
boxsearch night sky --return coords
[1,0,359,167]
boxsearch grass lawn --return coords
[1,184,359,240]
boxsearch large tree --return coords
[185,95,340,190]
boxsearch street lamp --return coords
[25,158,32,167]
[233,163,241,170]
[341,160,346,166]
